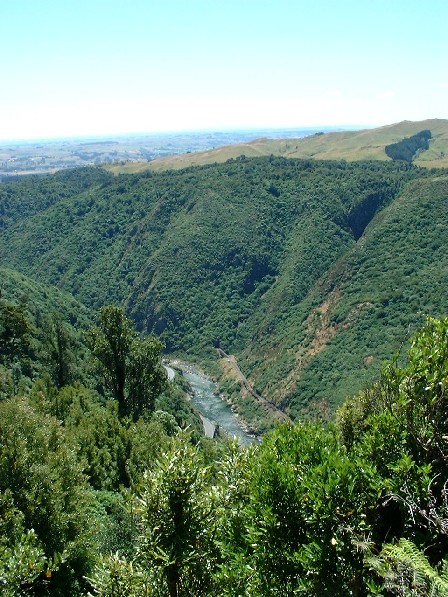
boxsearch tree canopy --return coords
[385,130,432,162]
[86,305,166,420]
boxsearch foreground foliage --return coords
[0,295,202,594]
[1,269,447,594]
[89,317,448,596]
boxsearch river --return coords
[172,366,254,446]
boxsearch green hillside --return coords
[238,175,448,418]
[1,156,447,426]
[0,265,95,399]
[106,118,448,173]
[1,265,92,328]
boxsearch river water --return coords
[181,369,254,446]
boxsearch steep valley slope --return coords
[1,156,447,426]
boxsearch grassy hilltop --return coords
[106,118,448,173]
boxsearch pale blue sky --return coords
[1,0,447,140]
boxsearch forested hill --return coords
[1,157,447,422]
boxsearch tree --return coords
[137,437,220,596]
[232,422,379,595]
[0,491,48,597]
[127,336,167,419]
[385,130,432,162]
[86,306,166,419]
[86,306,133,411]
[0,299,30,366]
[44,312,74,388]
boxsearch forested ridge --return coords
[1,152,448,594]
[1,157,447,423]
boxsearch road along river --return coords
[167,364,254,446]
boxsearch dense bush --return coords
[385,129,432,162]
[89,317,448,596]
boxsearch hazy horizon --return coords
[0,123,366,145]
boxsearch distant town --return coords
[0,127,339,177]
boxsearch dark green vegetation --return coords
[0,266,92,395]
[0,283,205,594]
[1,309,447,595]
[385,130,432,162]
[1,156,447,425]
[86,306,166,420]
[240,173,448,419]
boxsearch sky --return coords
[1,0,447,141]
